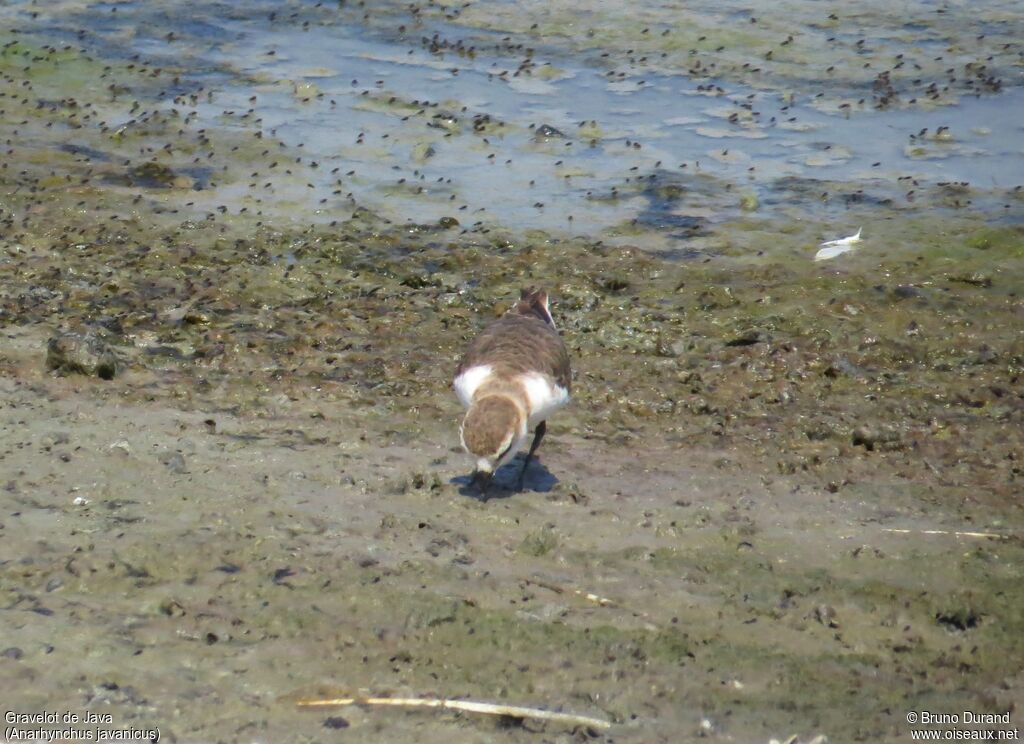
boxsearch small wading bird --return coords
[454,288,571,495]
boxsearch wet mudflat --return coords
[0,1,1022,742]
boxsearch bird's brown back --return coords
[457,301,571,392]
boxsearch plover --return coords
[454,287,571,493]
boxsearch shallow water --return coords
[3,0,1022,244]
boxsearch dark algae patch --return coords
[0,2,1022,743]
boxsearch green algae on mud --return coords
[2,168,1021,495]
[0,31,323,231]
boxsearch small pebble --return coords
[161,452,188,474]
[46,332,118,379]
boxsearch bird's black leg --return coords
[517,420,546,491]
[472,470,493,501]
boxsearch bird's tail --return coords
[513,287,555,327]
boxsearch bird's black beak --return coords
[471,470,493,498]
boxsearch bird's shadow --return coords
[451,455,558,500]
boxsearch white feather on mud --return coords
[814,228,863,261]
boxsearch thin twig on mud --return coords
[524,577,617,607]
[882,528,1010,539]
[295,696,612,729]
